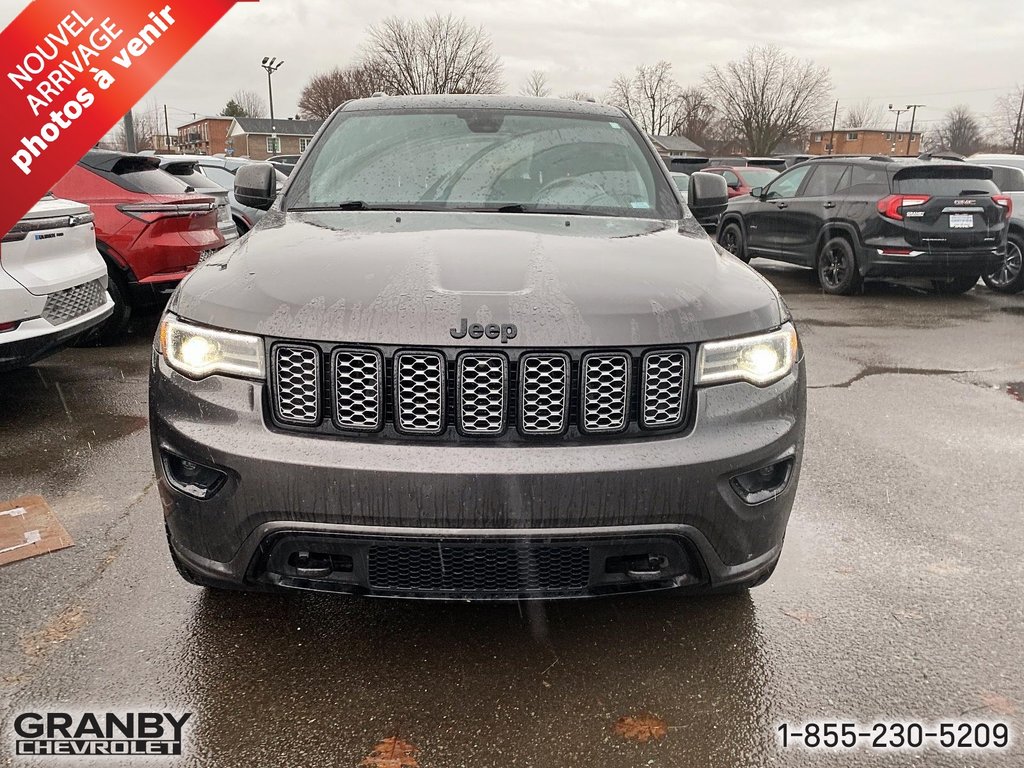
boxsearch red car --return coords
[702,166,781,198]
[51,150,224,339]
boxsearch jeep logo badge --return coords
[450,318,517,343]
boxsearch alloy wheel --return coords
[987,240,1023,289]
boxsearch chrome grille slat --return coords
[41,279,105,326]
[332,348,383,431]
[272,344,322,425]
[458,353,507,435]
[580,353,630,433]
[641,351,687,428]
[395,351,445,434]
[519,353,570,435]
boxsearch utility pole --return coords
[828,100,839,155]
[164,104,172,154]
[261,56,284,154]
[888,105,909,155]
[122,111,137,152]
[1013,88,1024,154]
[905,104,925,156]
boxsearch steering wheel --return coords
[535,176,617,207]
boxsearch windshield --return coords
[286,109,680,218]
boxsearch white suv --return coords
[1,195,114,371]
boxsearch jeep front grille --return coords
[580,353,630,433]
[268,343,692,440]
[332,348,383,431]
[394,351,446,434]
[519,353,570,435]
[457,353,507,435]
[41,279,105,326]
[272,344,321,425]
[641,351,688,428]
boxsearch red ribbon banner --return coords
[0,0,255,237]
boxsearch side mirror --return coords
[688,172,729,233]
[234,163,277,211]
[750,186,763,198]
[727,180,741,190]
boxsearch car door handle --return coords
[775,202,788,209]
[823,202,836,209]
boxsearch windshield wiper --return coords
[326,200,371,210]
[489,204,596,216]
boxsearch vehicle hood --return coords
[169,210,783,346]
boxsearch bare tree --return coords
[842,98,886,129]
[560,90,595,102]
[363,13,503,95]
[675,87,719,149]
[520,70,551,98]
[990,86,1024,151]
[298,64,383,120]
[231,89,267,118]
[704,44,832,155]
[931,104,983,155]
[607,61,687,135]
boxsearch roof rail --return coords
[806,154,893,162]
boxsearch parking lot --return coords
[0,264,1020,767]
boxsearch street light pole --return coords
[260,56,284,153]
[888,104,909,155]
[1013,88,1024,154]
[905,104,925,157]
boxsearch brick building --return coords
[808,127,922,156]
[177,117,232,155]
[225,117,323,160]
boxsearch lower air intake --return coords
[367,543,590,594]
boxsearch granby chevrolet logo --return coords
[13,711,192,756]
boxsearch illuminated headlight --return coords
[158,316,265,380]
[697,323,798,387]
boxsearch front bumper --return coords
[151,355,806,598]
[0,298,114,371]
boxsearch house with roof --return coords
[808,127,922,156]
[225,117,324,160]
[649,134,705,159]
[177,117,233,155]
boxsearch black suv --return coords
[717,157,1011,294]
[150,95,805,600]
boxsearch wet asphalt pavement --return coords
[1,264,1022,767]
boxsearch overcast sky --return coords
[2,0,1022,135]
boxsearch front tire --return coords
[718,221,749,262]
[931,273,980,295]
[816,236,862,295]
[982,234,1024,294]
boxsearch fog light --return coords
[730,458,794,505]
[161,452,228,500]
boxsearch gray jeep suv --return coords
[150,95,806,600]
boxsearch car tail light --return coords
[116,202,215,222]
[994,195,1013,219]
[877,194,930,221]
[878,247,914,256]
[0,320,20,332]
